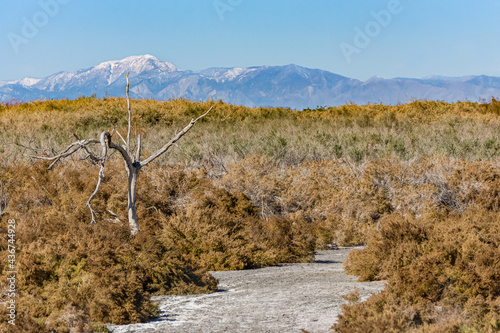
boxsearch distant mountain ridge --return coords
[2,54,500,109]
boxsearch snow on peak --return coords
[119,54,177,72]
[224,67,246,80]
[121,54,157,62]
[6,77,42,87]
[94,54,178,73]
[90,55,178,85]
[18,77,41,86]
[125,54,156,60]
[200,67,257,82]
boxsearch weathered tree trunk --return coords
[127,167,140,235]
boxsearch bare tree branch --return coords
[104,209,122,225]
[12,140,52,156]
[74,134,101,164]
[46,145,82,169]
[140,106,212,167]
[115,129,127,146]
[86,167,103,224]
[86,132,110,224]
[108,141,135,172]
[126,73,132,154]
[35,138,101,169]
[135,134,141,162]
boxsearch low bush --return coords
[335,208,500,332]
[0,160,314,332]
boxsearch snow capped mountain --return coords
[1,55,500,109]
[91,54,178,85]
[25,55,179,95]
[198,67,259,82]
[17,77,41,87]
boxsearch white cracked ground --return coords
[107,247,385,333]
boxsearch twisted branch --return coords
[35,138,100,170]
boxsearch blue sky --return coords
[1,0,499,81]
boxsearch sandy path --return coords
[107,247,385,333]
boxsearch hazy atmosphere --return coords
[2,0,500,81]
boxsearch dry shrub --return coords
[334,292,411,333]
[0,161,214,331]
[220,155,500,247]
[158,169,315,270]
[447,160,500,210]
[336,208,500,332]
[219,156,385,247]
[0,159,315,331]
[216,154,500,331]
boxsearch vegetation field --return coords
[1,97,500,332]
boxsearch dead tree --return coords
[37,74,211,235]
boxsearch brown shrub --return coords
[0,161,214,330]
[336,208,500,332]
[158,170,315,270]
[0,159,315,331]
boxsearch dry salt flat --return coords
[107,247,385,333]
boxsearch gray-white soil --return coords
[107,247,385,333]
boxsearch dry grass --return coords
[1,98,500,331]
[1,98,500,169]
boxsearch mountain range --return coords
[2,54,500,109]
